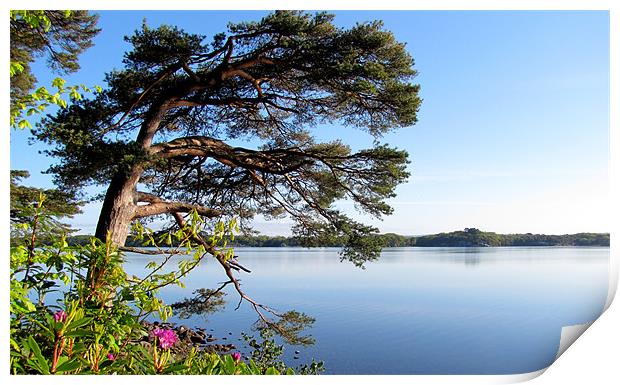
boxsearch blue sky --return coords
[10,10,610,235]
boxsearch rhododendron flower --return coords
[231,352,241,363]
[53,310,67,322]
[151,327,178,349]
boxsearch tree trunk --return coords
[94,168,142,246]
[94,100,170,246]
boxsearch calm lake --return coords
[123,246,609,374]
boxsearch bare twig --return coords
[170,212,286,335]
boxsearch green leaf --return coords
[51,77,66,89]
[27,336,49,374]
[17,120,31,129]
[70,88,81,100]
[21,298,37,312]
[31,319,54,340]
[35,86,50,97]
[55,357,81,373]
[10,61,25,76]
[65,317,92,331]
[222,354,236,374]
[265,367,280,375]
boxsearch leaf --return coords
[222,354,236,374]
[265,367,280,375]
[17,120,31,129]
[10,61,25,76]
[9,338,21,352]
[70,88,81,100]
[56,355,68,368]
[65,317,92,331]
[21,298,37,312]
[27,336,49,374]
[52,77,66,89]
[56,357,82,373]
[248,359,260,373]
[30,319,54,340]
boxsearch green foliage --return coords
[10,200,316,375]
[10,10,100,127]
[242,329,324,375]
[10,170,83,241]
[414,228,610,247]
[242,329,286,373]
[175,348,297,375]
[35,11,421,267]
[104,229,610,249]
[415,228,504,247]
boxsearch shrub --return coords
[9,196,318,375]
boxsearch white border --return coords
[2,1,618,384]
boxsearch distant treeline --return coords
[411,228,609,247]
[66,228,609,248]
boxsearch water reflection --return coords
[170,288,227,321]
[124,246,609,374]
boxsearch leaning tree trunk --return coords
[95,101,170,245]
[94,168,142,246]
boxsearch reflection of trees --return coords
[170,287,316,346]
[463,255,481,266]
[254,311,316,346]
[170,288,227,320]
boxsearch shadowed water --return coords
[123,246,609,374]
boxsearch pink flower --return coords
[231,352,241,363]
[53,310,67,323]
[107,353,115,361]
[151,327,178,349]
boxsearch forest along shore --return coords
[66,228,610,248]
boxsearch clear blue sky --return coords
[10,10,610,235]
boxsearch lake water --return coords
[123,247,609,374]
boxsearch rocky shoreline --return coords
[141,321,239,357]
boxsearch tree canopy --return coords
[10,10,100,122]
[10,170,83,244]
[9,11,95,239]
[34,11,422,267]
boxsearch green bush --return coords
[9,196,319,375]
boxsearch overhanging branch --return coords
[133,191,222,219]
[149,136,311,175]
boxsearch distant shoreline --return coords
[67,228,610,248]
